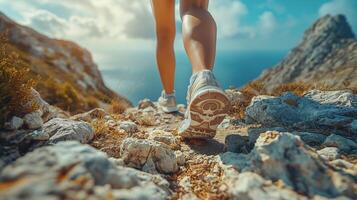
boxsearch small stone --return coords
[148,130,177,146]
[71,108,108,122]
[175,151,185,166]
[177,104,186,112]
[138,99,155,109]
[179,176,191,192]
[109,158,125,166]
[105,119,117,127]
[119,121,138,134]
[23,111,43,129]
[317,147,340,161]
[330,159,354,169]
[4,116,23,130]
[28,130,50,140]
[120,138,178,174]
[323,134,357,153]
[225,89,245,104]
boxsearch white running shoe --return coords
[178,70,230,139]
[158,90,178,113]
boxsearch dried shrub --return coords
[109,98,127,114]
[40,81,84,113]
[0,34,37,125]
[271,82,312,96]
[90,116,127,158]
[230,81,268,119]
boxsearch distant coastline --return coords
[101,50,286,104]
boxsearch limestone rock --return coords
[120,138,178,174]
[0,141,170,199]
[304,90,356,107]
[245,91,357,135]
[225,89,245,104]
[71,108,108,122]
[223,171,304,200]
[323,134,357,153]
[220,131,357,198]
[148,130,178,146]
[175,151,186,166]
[43,118,94,144]
[138,98,156,110]
[23,111,43,129]
[119,121,139,134]
[317,147,341,161]
[28,129,50,141]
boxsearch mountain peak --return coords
[256,14,357,89]
[303,14,355,42]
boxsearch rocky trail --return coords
[1,88,357,200]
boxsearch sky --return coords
[0,0,356,69]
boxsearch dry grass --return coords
[89,115,128,158]
[0,34,38,125]
[109,98,128,114]
[230,81,268,119]
[170,157,228,200]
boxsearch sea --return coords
[101,50,286,105]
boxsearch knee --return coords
[155,26,176,44]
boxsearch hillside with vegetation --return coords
[0,11,131,116]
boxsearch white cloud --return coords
[210,0,248,39]
[258,11,277,34]
[319,0,357,32]
[10,0,155,41]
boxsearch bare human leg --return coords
[151,0,176,94]
[178,0,230,139]
[180,0,217,73]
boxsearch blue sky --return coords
[0,0,356,66]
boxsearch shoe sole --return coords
[161,106,178,113]
[180,87,230,139]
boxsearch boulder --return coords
[323,134,357,153]
[245,91,357,135]
[120,138,178,174]
[0,141,171,200]
[42,118,94,144]
[220,131,357,198]
[223,171,304,200]
[23,111,43,129]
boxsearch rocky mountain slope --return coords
[0,87,356,199]
[256,15,357,90]
[0,11,131,113]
